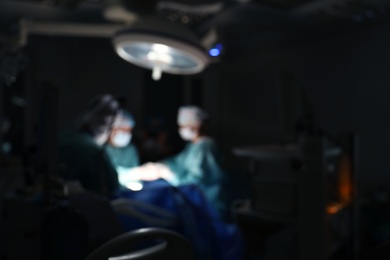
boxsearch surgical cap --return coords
[113,110,136,128]
[177,106,208,127]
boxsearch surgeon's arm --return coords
[99,150,120,194]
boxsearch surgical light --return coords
[113,19,210,81]
[152,44,170,53]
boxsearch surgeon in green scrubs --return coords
[104,110,140,187]
[137,106,225,213]
[58,94,120,197]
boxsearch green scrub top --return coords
[104,144,140,169]
[58,131,119,196]
[163,137,225,212]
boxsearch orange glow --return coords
[326,202,345,215]
[338,154,352,203]
[327,154,353,215]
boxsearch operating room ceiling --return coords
[0,0,389,57]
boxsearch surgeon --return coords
[104,110,141,188]
[58,94,120,197]
[139,106,225,213]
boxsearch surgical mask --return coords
[111,131,132,147]
[179,127,197,141]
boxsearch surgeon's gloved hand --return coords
[138,163,176,183]
[127,165,160,181]
[153,163,176,182]
[125,163,176,183]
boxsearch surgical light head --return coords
[113,18,210,81]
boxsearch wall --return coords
[25,36,145,130]
[213,20,390,194]
[295,22,390,193]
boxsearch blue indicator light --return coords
[209,48,220,57]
